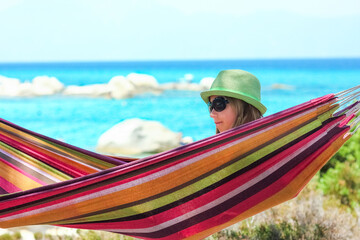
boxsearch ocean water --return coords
[0,59,359,151]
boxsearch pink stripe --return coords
[339,114,355,128]
[0,176,22,193]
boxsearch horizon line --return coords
[1,56,360,65]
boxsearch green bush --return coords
[0,234,13,240]
[211,220,328,240]
[317,127,360,210]
[0,232,21,240]
[251,221,326,240]
[318,160,360,209]
[321,126,360,174]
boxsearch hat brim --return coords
[200,90,267,115]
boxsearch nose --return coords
[210,108,217,118]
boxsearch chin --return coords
[219,128,231,133]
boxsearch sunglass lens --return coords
[208,97,228,112]
[213,98,226,111]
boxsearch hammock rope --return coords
[0,85,359,240]
[336,84,360,97]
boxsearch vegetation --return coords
[320,127,360,173]
[318,130,360,210]
[209,180,359,240]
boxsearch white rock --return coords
[199,77,215,89]
[126,73,159,89]
[108,76,136,99]
[45,227,79,238]
[0,75,21,85]
[0,228,10,235]
[159,82,177,90]
[0,76,21,96]
[0,75,65,97]
[32,76,64,95]
[19,229,35,240]
[18,81,35,97]
[96,118,182,155]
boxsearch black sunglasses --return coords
[207,96,229,112]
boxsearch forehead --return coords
[210,95,230,102]
[209,95,219,101]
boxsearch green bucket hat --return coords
[200,70,267,114]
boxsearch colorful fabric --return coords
[0,86,359,239]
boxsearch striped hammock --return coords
[0,85,359,240]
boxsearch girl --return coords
[200,69,267,133]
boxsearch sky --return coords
[0,0,360,62]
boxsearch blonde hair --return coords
[215,97,262,134]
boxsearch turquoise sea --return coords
[0,59,359,151]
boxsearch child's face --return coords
[209,96,237,133]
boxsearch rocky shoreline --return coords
[0,73,214,99]
[0,73,295,99]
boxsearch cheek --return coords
[224,106,237,126]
